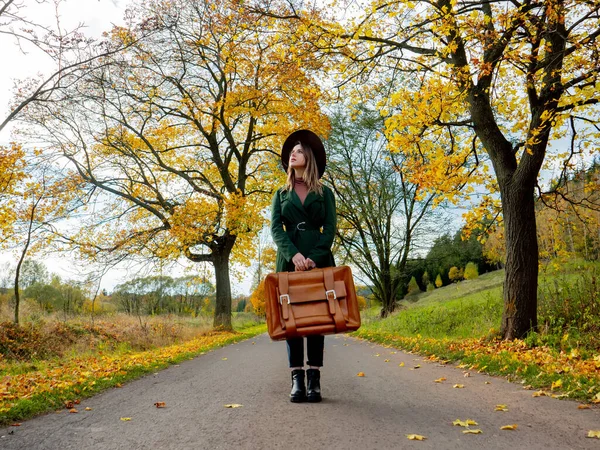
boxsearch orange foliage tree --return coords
[22,0,330,330]
[264,0,600,339]
[249,279,266,317]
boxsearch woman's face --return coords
[289,144,306,169]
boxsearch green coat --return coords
[271,185,337,273]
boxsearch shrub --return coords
[357,295,367,311]
[404,276,422,302]
[0,322,46,360]
[435,274,443,288]
[464,262,479,280]
[448,266,464,283]
[422,271,430,287]
[407,276,421,294]
[427,283,435,292]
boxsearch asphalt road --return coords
[1,333,599,449]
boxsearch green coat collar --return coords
[283,188,322,213]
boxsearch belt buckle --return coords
[296,222,306,231]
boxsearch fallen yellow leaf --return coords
[414,365,421,369]
[384,359,390,362]
[375,353,380,357]
[453,384,465,388]
[495,404,508,412]
[69,408,78,414]
[224,404,243,408]
[399,362,405,367]
[532,391,547,397]
[587,431,600,439]
[551,379,563,390]
[222,358,228,361]
[484,381,491,385]
[434,377,447,383]
[463,429,482,434]
[453,419,478,427]
[406,434,426,440]
[357,372,365,377]
[154,402,166,408]
[85,407,92,411]
[464,372,471,377]
[501,424,518,430]
[120,417,131,421]
[551,393,568,399]
[578,404,591,410]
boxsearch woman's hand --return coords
[292,252,308,271]
[306,258,316,270]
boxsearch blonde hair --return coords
[285,141,323,195]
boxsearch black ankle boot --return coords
[306,369,322,402]
[290,369,306,403]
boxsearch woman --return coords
[270,129,337,403]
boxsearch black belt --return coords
[288,221,320,232]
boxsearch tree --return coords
[422,271,430,287]
[435,274,443,288]
[0,0,141,134]
[406,276,421,296]
[264,0,600,339]
[345,0,600,339]
[325,106,443,317]
[23,0,329,330]
[0,154,85,323]
[0,143,26,241]
[464,262,479,280]
[18,260,49,289]
[249,279,266,317]
[448,266,462,283]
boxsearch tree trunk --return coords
[212,237,236,330]
[13,257,23,325]
[379,269,394,318]
[500,183,539,339]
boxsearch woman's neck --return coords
[293,168,305,179]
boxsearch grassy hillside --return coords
[361,260,600,350]
[361,269,504,339]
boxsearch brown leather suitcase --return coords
[264,266,361,340]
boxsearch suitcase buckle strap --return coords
[279,294,291,305]
[325,289,336,300]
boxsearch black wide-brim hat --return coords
[281,129,326,178]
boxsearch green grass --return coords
[402,269,505,307]
[353,262,600,402]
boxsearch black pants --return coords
[286,335,325,367]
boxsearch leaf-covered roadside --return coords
[0,325,266,425]
[353,329,600,404]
